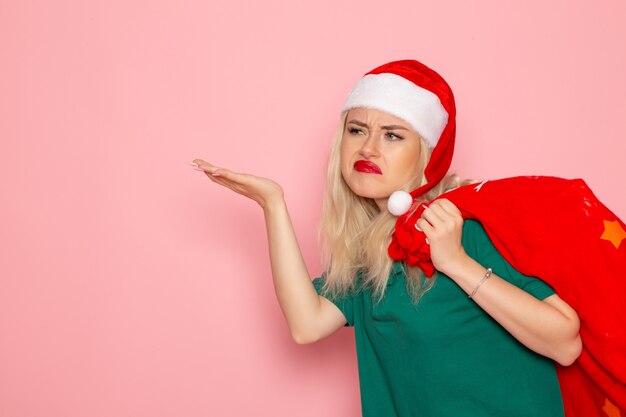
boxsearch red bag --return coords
[389,176,626,417]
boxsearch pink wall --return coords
[1,1,625,416]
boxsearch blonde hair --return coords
[318,112,474,304]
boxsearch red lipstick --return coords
[354,160,382,175]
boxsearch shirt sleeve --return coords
[312,275,355,327]
[462,219,556,300]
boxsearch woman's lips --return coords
[354,160,382,175]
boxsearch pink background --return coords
[1,1,625,416]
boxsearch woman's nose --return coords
[359,134,380,158]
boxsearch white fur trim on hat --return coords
[342,73,448,148]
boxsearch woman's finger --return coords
[212,167,248,184]
[421,203,446,226]
[192,160,248,185]
[415,218,434,235]
[427,200,461,225]
[192,160,225,176]
[206,170,245,190]
[207,174,254,198]
[436,198,463,218]
[191,159,213,171]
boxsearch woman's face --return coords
[340,107,425,210]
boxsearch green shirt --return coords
[313,220,564,417]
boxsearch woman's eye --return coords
[386,132,403,140]
[348,127,364,135]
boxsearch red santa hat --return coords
[341,60,457,216]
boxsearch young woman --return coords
[190,60,582,417]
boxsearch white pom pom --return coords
[387,191,413,216]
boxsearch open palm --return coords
[191,159,284,209]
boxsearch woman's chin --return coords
[342,174,395,202]
[348,185,390,202]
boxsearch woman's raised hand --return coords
[191,158,346,343]
[190,159,284,210]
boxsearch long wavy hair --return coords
[318,112,474,304]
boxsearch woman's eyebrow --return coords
[347,119,368,127]
[381,125,409,131]
[347,120,409,131]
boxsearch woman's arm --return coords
[192,160,347,344]
[416,198,582,366]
